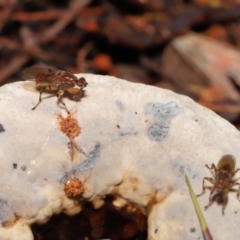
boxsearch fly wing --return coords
[22,66,62,80]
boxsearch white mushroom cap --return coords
[0,74,240,239]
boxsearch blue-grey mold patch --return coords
[78,143,101,172]
[0,199,12,225]
[148,123,169,141]
[170,159,196,179]
[145,102,182,141]
[115,100,125,112]
[0,124,4,133]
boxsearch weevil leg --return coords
[197,177,215,197]
[204,185,216,211]
[204,201,213,211]
[238,183,240,202]
[209,184,216,200]
[222,188,229,215]
[229,181,240,202]
[56,89,70,114]
[232,168,240,178]
[32,87,45,111]
[206,164,217,175]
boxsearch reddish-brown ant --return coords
[197,154,240,214]
[22,66,88,114]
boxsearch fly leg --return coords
[67,142,74,160]
[70,138,86,156]
[32,87,45,111]
[56,89,70,114]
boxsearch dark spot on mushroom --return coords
[13,163,17,169]
[135,112,137,114]
[190,227,196,233]
[148,123,168,141]
[120,131,138,137]
[21,165,26,171]
[155,229,158,234]
[117,124,120,129]
[0,124,5,133]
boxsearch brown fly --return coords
[197,154,240,214]
[22,66,88,114]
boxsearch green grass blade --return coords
[185,174,213,240]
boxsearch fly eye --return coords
[72,93,81,101]
[77,77,87,87]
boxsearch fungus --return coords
[58,114,81,139]
[58,113,86,158]
[1,74,240,239]
[64,177,85,198]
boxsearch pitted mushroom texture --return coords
[1,74,240,240]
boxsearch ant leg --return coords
[197,177,215,197]
[32,87,45,111]
[56,89,70,114]
[222,188,229,215]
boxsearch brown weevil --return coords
[197,154,240,214]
